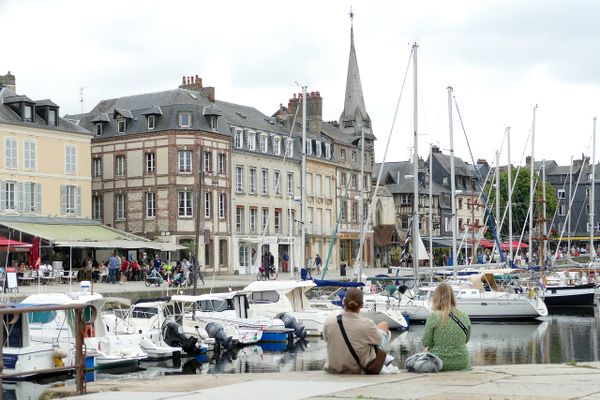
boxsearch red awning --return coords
[478,239,495,249]
[500,240,528,250]
[0,237,32,252]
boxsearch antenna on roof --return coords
[79,87,85,114]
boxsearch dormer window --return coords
[274,137,281,156]
[209,116,218,130]
[117,119,126,134]
[95,124,103,136]
[234,129,244,148]
[179,112,192,128]
[325,143,331,159]
[248,131,256,151]
[48,109,57,126]
[24,105,33,122]
[147,115,155,130]
[316,141,322,157]
[306,139,312,156]
[259,133,268,153]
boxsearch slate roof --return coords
[69,88,229,138]
[373,161,444,195]
[432,152,474,178]
[0,87,91,135]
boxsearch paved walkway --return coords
[50,362,600,400]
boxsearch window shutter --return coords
[35,183,41,213]
[75,186,81,215]
[0,181,5,211]
[22,182,31,212]
[15,182,23,212]
[60,185,67,214]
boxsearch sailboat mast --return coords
[528,105,538,265]
[507,127,513,262]
[447,86,457,278]
[429,144,434,269]
[591,117,597,258]
[542,160,547,265]
[568,156,573,252]
[412,43,419,281]
[301,85,307,276]
[495,151,501,245]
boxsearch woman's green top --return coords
[421,309,471,371]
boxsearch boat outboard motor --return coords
[275,312,307,339]
[162,321,202,356]
[205,322,234,350]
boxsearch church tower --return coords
[339,10,375,140]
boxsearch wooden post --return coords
[75,308,85,395]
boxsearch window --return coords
[207,116,217,130]
[203,151,212,172]
[219,193,226,219]
[239,245,248,266]
[93,158,102,177]
[248,132,256,151]
[65,145,76,173]
[95,124,103,136]
[315,141,322,157]
[179,112,192,128]
[117,119,126,134]
[23,140,36,170]
[116,155,125,176]
[234,129,244,148]
[236,206,244,233]
[306,139,312,155]
[458,198,463,209]
[315,174,322,196]
[351,202,358,222]
[62,185,80,215]
[352,151,357,162]
[47,108,56,125]
[586,187,590,198]
[178,191,192,217]
[24,105,33,122]
[458,218,464,230]
[262,208,269,233]
[218,153,226,174]
[325,143,331,159]
[147,115,156,130]
[307,173,313,195]
[341,172,347,188]
[116,193,125,219]
[341,149,346,162]
[4,138,16,169]
[324,176,331,197]
[557,189,565,199]
[274,137,281,156]
[249,168,257,194]
[22,182,40,213]
[287,172,293,197]
[274,209,281,233]
[2,181,16,210]
[146,192,156,218]
[236,166,244,193]
[285,139,293,157]
[288,209,296,234]
[558,204,566,216]
[204,192,212,218]
[259,134,268,153]
[178,150,192,173]
[274,170,281,195]
[92,195,102,220]
[261,169,268,195]
[250,208,257,233]
[340,200,347,221]
[351,174,357,189]
[145,152,155,173]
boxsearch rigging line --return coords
[452,94,504,262]
[356,46,414,270]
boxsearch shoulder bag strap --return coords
[337,314,366,373]
[449,312,469,337]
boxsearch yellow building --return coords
[0,76,92,219]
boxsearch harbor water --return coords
[3,306,600,400]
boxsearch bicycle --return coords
[256,266,277,281]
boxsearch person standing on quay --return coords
[108,253,118,284]
[421,283,471,371]
[314,254,322,274]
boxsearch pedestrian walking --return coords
[314,254,322,274]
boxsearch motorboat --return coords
[241,280,326,337]
[22,290,147,370]
[541,270,596,306]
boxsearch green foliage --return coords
[484,167,557,239]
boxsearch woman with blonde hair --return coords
[421,283,471,371]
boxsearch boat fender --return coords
[205,322,235,350]
[528,287,535,299]
[275,312,308,339]
[84,324,95,338]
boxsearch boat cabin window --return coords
[248,290,279,304]
[28,311,57,324]
[198,299,231,312]
[131,307,158,318]
[4,314,23,348]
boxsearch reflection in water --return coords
[4,308,600,399]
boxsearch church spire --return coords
[339,8,373,138]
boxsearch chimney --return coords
[179,74,215,102]
[476,158,488,166]
[431,145,442,154]
[525,156,532,166]
[287,93,300,116]
[0,71,16,92]
[306,91,323,134]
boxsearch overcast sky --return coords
[3,0,600,168]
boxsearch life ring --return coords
[84,324,95,338]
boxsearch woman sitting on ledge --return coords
[422,283,471,371]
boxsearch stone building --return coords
[72,77,232,272]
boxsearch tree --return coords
[484,167,557,241]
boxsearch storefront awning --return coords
[0,220,184,251]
